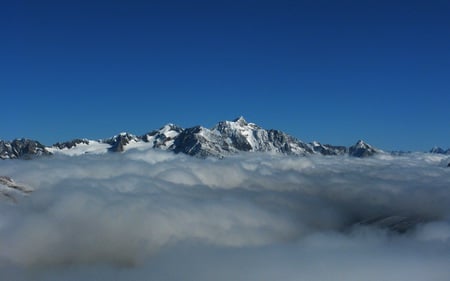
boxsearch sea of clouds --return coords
[0,149,449,280]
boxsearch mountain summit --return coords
[1,117,381,159]
[349,140,379,157]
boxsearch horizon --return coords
[2,1,449,152]
[1,115,445,153]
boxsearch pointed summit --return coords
[355,140,368,147]
[233,116,248,125]
[349,140,378,157]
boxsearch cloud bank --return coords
[0,150,449,280]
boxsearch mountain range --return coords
[0,116,436,160]
[1,117,448,233]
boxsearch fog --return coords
[1,150,449,280]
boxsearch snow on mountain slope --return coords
[212,116,261,152]
[172,126,227,158]
[211,116,312,155]
[170,117,317,158]
[47,140,110,156]
[142,124,183,150]
[103,132,141,152]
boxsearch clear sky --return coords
[1,0,449,151]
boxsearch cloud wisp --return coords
[0,150,449,280]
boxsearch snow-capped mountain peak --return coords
[104,132,139,152]
[142,123,184,150]
[349,140,379,157]
[233,116,249,125]
[355,140,369,147]
[212,117,262,152]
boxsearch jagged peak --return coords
[354,140,372,147]
[232,116,248,125]
[104,132,139,147]
[111,132,137,139]
[52,138,90,149]
[212,117,262,139]
[0,138,51,159]
[8,138,44,144]
[159,123,183,132]
[349,140,379,157]
[430,146,445,153]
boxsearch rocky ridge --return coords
[0,176,32,203]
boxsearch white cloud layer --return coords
[0,150,449,280]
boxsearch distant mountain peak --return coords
[232,116,248,125]
[160,123,180,131]
[429,146,450,154]
[349,140,379,157]
[355,139,367,146]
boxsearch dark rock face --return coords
[172,126,226,158]
[172,126,203,156]
[228,133,252,151]
[348,140,379,157]
[267,130,312,155]
[105,133,139,152]
[53,139,89,149]
[311,143,347,156]
[0,139,51,159]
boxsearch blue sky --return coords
[1,0,449,151]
